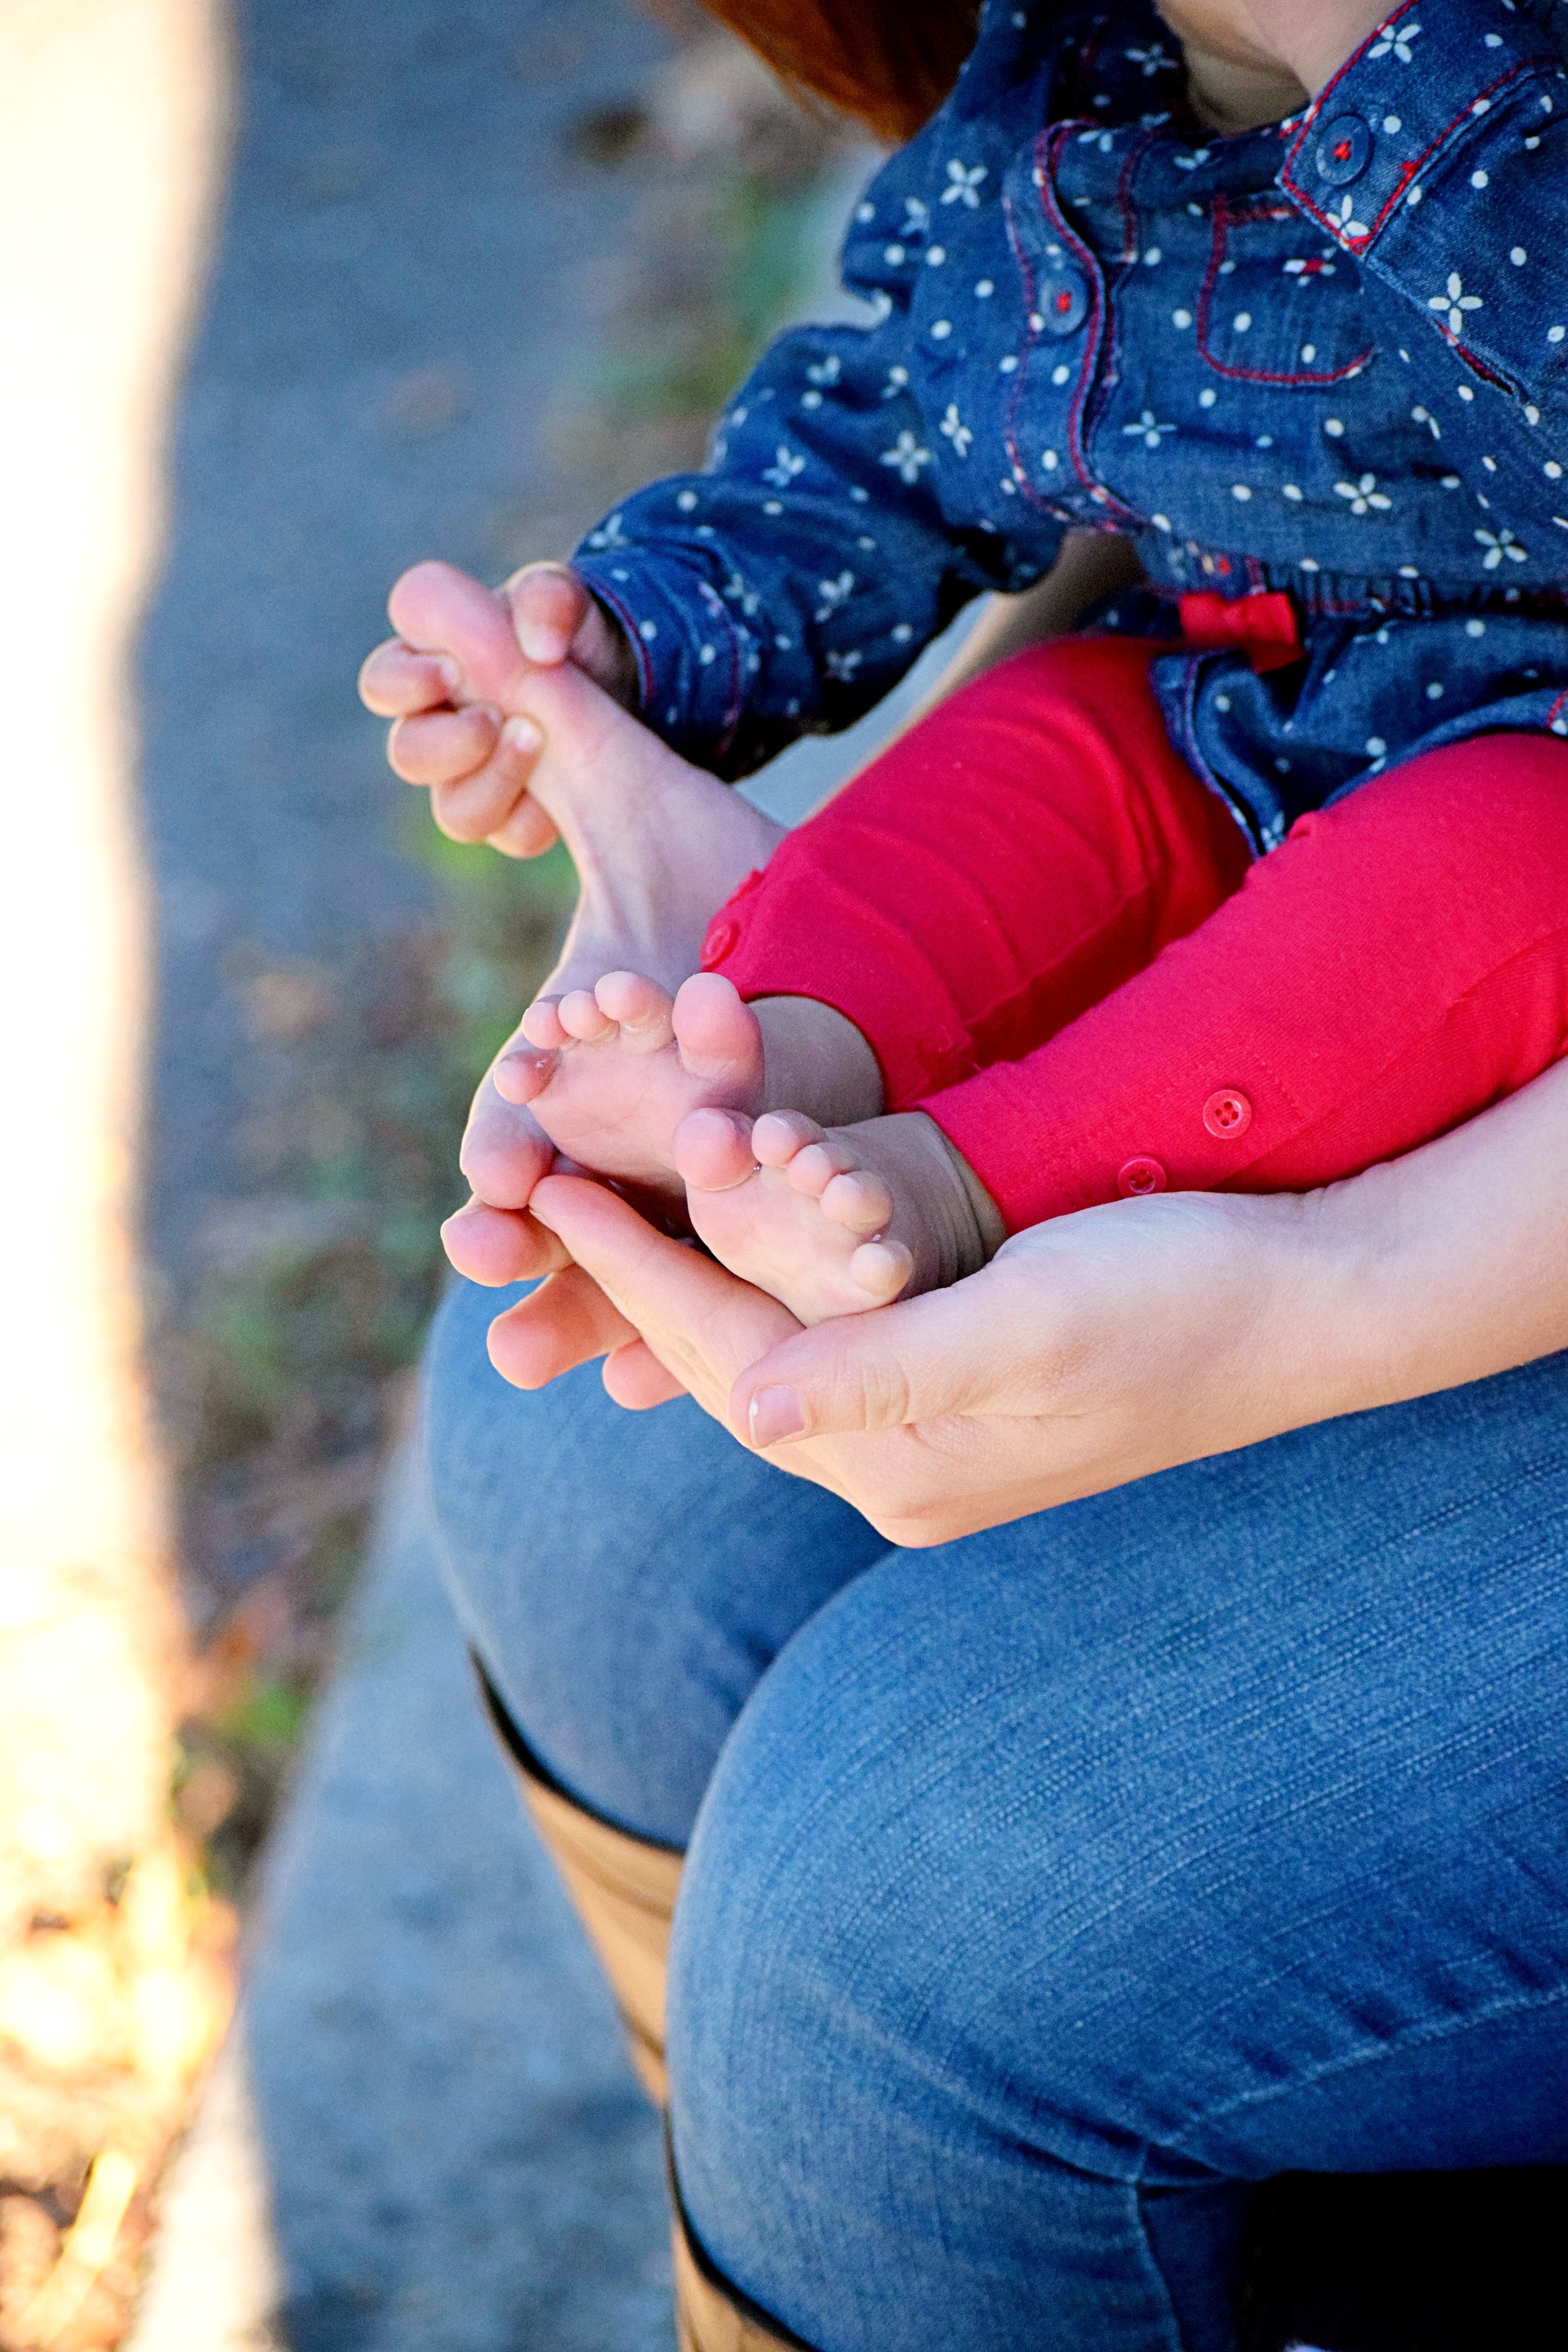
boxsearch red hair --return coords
[696,0,982,142]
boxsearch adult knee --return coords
[664,1537,1253,2350]
[422,1278,882,1846]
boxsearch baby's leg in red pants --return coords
[697,638,1568,1318]
[921,732,1568,1232]
[709,637,1252,1106]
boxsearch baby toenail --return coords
[436,655,463,694]
[502,715,543,756]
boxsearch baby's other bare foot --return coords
[517,664,784,1007]
[674,1109,1004,1325]
[496,970,764,1204]
[392,558,781,997]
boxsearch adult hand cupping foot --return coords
[451,1058,1568,1541]
[516,1170,1370,1546]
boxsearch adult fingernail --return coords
[502,715,543,758]
[748,1385,804,1446]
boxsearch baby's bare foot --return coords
[391,561,784,1000]
[495,970,763,1205]
[674,1108,1005,1325]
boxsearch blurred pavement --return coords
[134,1439,674,2352]
[126,0,946,2341]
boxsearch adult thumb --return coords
[731,1272,1017,1446]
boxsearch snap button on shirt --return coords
[1202,1088,1253,1139]
[571,0,1568,845]
[1039,255,1089,336]
[1315,113,1372,186]
[1118,1156,1167,1198]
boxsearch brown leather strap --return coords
[475,1661,682,2104]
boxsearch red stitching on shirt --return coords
[1196,196,1376,385]
[1036,124,1140,526]
[1283,61,1546,253]
[1113,134,1141,267]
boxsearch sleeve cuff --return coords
[572,548,758,773]
[1278,0,1560,257]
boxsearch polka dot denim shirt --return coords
[573,0,1568,850]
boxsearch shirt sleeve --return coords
[1278,0,1568,549]
[569,102,1065,777]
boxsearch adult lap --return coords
[424,1276,1568,2348]
[423,1276,888,1846]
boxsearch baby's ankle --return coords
[862,1111,1006,1291]
[754,997,885,1130]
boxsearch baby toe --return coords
[753,1110,826,1168]
[557,987,617,1042]
[492,1046,556,1105]
[521,998,568,1050]
[672,971,761,1067]
[596,970,676,1045]
[783,1138,859,1199]
[820,1167,893,1235]
[848,1238,914,1302]
[674,1106,758,1192]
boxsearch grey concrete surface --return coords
[133,1436,674,2352]
[248,1438,675,2352]
[131,0,713,2336]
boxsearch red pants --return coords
[703,638,1568,1231]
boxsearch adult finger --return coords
[425,719,548,842]
[440,1196,570,1285]
[486,1263,638,1388]
[527,1172,800,1420]
[728,1259,1037,1444]
[485,790,561,859]
[501,561,591,665]
[603,1340,687,1409]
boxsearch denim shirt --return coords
[573,0,1568,849]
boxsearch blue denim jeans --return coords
[425,1277,1568,2352]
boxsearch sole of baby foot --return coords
[512,663,784,1001]
[675,1108,1004,1327]
[493,969,766,1199]
[387,572,780,991]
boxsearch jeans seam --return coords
[1178,1976,1568,2150]
[1128,2149,1193,2352]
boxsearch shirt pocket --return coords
[1197,195,1377,389]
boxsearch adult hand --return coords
[518,1170,1362,1545]
[494,1057,1568,1542]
